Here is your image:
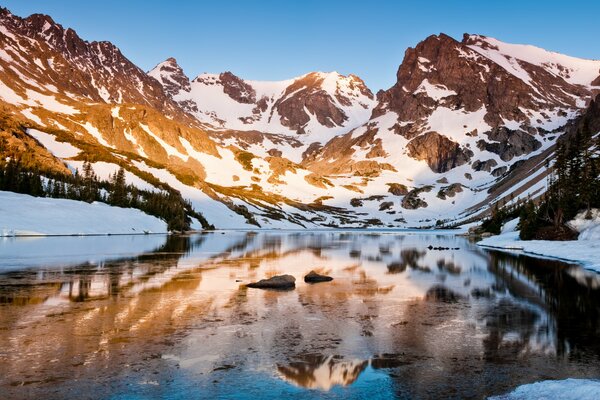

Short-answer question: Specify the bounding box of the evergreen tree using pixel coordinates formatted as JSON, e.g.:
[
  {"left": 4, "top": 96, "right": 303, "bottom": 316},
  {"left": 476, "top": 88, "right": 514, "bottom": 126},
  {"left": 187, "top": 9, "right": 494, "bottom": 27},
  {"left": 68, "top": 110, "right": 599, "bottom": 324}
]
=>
[{"left": 110, "top": 167, "right": 127, "bottom": 207}]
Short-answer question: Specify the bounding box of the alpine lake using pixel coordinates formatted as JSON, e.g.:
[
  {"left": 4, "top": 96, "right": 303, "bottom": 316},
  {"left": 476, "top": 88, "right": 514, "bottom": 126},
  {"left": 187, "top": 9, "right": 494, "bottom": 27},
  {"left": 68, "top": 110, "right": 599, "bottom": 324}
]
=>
[{"left": 1, "top": 230, "right": 599, "bottom": 399}]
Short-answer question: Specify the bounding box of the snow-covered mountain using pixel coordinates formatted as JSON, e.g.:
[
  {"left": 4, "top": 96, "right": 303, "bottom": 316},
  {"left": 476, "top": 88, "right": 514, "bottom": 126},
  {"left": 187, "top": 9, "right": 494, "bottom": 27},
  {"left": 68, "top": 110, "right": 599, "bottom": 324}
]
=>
[
  {"left": 2, "top": 6, "right": 600, "bottom": 229},
  {"left": 148, "top": 59, "right": 375, "bottom": 139}
]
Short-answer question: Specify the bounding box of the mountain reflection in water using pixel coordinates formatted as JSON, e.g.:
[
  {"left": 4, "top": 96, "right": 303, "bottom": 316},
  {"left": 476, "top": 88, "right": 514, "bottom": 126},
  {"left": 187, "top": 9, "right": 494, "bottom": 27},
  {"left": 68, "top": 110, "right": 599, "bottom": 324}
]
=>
[
  {"left": 278, "top": 355, "right": 368, "bottom": 390},
  {"left": 0, "top": 231, "right": 600, "bottom": 399}
]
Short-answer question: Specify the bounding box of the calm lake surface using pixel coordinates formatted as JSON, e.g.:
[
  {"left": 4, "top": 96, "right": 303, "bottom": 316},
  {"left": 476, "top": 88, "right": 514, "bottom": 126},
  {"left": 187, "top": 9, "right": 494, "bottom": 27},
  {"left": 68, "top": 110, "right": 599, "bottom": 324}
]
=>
[{"left": 1, "top": 231, "right": 600, "bottom": 399}]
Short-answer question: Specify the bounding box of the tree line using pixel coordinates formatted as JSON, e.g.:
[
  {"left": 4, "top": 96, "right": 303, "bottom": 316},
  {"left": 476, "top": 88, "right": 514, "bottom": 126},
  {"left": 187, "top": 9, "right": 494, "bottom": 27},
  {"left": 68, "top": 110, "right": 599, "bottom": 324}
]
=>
[
  {"left": 518, "top": 123, "right": 599, "bottom": 240},
  {"left": 478, "top": 123, "right": 599, "bottom": 240},
  {"left": 0, "top": 157, "right": 213, "bottom": 231}
]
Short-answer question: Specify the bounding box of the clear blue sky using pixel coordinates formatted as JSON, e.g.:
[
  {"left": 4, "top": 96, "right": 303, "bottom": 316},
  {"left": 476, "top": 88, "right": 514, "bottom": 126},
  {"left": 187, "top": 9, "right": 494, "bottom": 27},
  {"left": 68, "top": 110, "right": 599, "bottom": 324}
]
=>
[{"left": 3, "top": 0, "right": 599, "bottom": 91}]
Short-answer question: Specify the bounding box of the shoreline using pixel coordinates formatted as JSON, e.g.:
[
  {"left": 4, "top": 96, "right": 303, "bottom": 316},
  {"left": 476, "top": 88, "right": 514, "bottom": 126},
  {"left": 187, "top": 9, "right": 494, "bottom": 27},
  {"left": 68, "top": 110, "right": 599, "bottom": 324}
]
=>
[{"left": 477, "top": 231, "right": 600, "bottom": 274}]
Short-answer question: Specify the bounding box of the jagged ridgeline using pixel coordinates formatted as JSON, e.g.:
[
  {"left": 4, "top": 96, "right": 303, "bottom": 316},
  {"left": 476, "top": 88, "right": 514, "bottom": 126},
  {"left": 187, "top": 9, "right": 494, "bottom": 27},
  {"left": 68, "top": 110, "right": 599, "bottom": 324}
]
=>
[{"left": 1, "top": 6, "right": 600, "bottom": 229}]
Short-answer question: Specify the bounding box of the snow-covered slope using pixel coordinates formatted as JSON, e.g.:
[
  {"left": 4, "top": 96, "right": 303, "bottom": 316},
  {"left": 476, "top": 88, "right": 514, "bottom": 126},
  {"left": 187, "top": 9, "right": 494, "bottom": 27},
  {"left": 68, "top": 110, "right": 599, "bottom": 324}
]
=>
[
  {"left": 3, "top": 4, "right": 600, "bottom": 229},
  {"left": 0, "top": 190, "right": 167, "bottom": 236},
  {"left": 149, "top": 59, "right": 376, "bottom": 143}
]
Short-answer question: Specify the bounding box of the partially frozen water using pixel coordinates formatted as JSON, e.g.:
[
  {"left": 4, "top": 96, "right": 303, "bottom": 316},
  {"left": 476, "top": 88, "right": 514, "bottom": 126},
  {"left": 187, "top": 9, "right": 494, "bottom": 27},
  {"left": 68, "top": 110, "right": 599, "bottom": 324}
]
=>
[{"left": 1, "top": 231, "right": 600, "bottom": 399}]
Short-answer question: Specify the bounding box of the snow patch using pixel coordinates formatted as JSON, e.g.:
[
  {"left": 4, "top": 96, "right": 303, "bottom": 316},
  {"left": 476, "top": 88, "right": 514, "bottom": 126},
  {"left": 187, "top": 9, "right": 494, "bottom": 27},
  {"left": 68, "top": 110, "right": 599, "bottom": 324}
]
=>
[
  {"left": 27, "top": 128, "right": 80, "bottom": 158},
  {"left": 0, "top": 191, "right": 167, "bottom": 236},
  {"left": 489, "top": 378, "right": 600, "bottom": 400}
]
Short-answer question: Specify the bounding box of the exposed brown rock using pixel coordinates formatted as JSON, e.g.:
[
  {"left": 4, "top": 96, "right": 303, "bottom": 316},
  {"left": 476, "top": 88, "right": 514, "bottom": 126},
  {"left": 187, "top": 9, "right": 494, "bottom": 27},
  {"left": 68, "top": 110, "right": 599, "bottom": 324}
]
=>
[
  {"left": 386, "top": 183, "right": 409, "bottom": 196},
  {"left": 149, "top": 58, "right": 191, "bottom": 97},
  {"left": 407, "top": 132, "right": 473, "bottom": 172},
  {"left": 374, "top": 33, "right": 591, "bottom": 133},
  {"left": 273, "top": 73, "right": 348, "bottom": 132},
  {"left": 471, "top": 159, "right": 498, "bottom": 172},
  {"left": 0, "top": 10, "right": 188, "bottom": 120},
  {"left": 267, "top": 148, "right": 283, "bottom": 157},
  {"left": 437, "top": 183, "right": 464, "bottom": 200},
  {"left": 401, "top": 186, "right": 432, "bottom": 210},
  {"left": 219, "top": 71, "right": 256, "bottom": 104},
  {"left": 247, "top": 275, "right": 296, "bottom": 289},
  {"left": 304, "top": 271, "right": 333, "bottom": 283}
]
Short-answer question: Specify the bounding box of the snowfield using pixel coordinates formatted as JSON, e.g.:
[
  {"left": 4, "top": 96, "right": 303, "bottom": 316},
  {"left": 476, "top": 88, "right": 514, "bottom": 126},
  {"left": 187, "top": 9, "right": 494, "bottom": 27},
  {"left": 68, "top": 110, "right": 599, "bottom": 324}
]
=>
[
  {"left": 478, "top": 213, "right": 600, "bottom": 273},
  {"left": 0, "top": 191, "right": 167, "bottom": 236},
  {"left": 489, "top": 379, "right": 600, "bottom": 400}
]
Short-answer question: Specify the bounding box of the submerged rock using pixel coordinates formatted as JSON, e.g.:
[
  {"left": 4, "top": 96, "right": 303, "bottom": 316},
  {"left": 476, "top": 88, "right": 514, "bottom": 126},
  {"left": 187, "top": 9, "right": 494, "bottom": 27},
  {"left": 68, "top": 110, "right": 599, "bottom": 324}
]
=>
[
  {"left": 304, "top": 270, "right": 333, "bottom": 283},
  {"left": 247, "top": 274, "right": 296, "bottom": 289},
  {"left": 425, "top": 285, "right": 464, "bottom": 303}
]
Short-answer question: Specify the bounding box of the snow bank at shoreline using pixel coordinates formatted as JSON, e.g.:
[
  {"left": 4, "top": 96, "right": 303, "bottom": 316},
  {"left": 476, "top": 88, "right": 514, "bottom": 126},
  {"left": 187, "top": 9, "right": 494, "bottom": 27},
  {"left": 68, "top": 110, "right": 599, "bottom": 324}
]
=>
[
  {"left": 0, "top": 191, "right": 167, "bottom": 236},
  {"left": 478, "top": 216, "right": 600, "bottom": 273},
  {"left": 489, "top": 378, "right": 600, "bottom": 399}
]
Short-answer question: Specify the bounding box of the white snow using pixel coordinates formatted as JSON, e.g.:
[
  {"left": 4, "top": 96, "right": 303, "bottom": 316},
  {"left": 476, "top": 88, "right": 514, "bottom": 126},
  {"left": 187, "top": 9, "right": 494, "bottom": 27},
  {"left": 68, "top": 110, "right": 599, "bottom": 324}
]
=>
[
  {"left": 0, "top": 191, "right": 167, "bottom": 236},
  {"left": 81, "top": 121, "right": 113, "bottom": 148},
  {"left": 149, "top": 66, "right": 376, "bottom": 145},
  {"left": 467, "top": 34, "right": 600, "bottom": 87},
  {"left": 567, "top": 209, "right": 600, "bottom": 240},
  {"left": 478, "top": 217, "right": 600, "bottom": 273},
  {"left": 489, "top": 379, "right": 600, "bottom": 400},
  {"left": 24, "top": 89, "right": 79, "bottom": 114},
  {"left": 124, "top": 128, "right": 148, "bottom": 158},
  {"left": 414, "top": 79, "right": 457, "bottom": 101},
  {"left": 27, "top": 128, "right": 80, "bottom": 158},
  {"left": 20, "top": 108, "right": 45, "bottom": 126},
  {"left": 0, "top": 79, "right": 27, "bottom": 103}
]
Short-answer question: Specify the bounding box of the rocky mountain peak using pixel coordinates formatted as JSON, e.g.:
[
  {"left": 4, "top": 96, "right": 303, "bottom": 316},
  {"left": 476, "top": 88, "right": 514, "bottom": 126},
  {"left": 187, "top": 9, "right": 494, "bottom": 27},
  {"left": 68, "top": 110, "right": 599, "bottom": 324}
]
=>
[
  {"left": 148, "top": 57, "right": 191, "bottom": 96},
  {"left": 269, "top": 71, "right": 375, "bottom": 133},
  {"left": 0, "top": 9, "right": 187, "bottom": 119},
  {"left": 375, "top": 32, "right": 595, "bottom": 137},
  {"left": 218, "top": 71, "right": 257, "bottom": 104}
]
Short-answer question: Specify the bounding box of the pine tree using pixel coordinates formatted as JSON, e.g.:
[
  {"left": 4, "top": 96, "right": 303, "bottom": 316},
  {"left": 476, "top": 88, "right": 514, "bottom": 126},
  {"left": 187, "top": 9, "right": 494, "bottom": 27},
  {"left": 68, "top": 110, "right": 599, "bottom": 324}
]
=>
[{"left": 110, "top": 167, "right": 127, "bottom": 207}]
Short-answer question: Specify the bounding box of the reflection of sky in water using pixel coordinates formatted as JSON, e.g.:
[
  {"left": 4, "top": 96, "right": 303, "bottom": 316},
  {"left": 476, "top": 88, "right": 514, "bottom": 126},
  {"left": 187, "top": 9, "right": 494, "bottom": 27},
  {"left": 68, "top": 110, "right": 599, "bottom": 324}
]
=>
[
  {"left": 0, "top": 234, "right": 168, "bottom": 271},
  {"left": 1, "top": 231, "right": 600, "bottom": 399}
]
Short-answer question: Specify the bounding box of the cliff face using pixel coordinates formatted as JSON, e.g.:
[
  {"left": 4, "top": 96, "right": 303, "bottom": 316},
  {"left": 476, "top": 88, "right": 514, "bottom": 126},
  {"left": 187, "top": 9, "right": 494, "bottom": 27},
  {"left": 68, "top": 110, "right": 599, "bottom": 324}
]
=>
[
  {"left": 375, "top": 34, "right": 593, "bottom": 131},
  {"left": 0, "top": 9, "right": 187, "bottom": 119}
]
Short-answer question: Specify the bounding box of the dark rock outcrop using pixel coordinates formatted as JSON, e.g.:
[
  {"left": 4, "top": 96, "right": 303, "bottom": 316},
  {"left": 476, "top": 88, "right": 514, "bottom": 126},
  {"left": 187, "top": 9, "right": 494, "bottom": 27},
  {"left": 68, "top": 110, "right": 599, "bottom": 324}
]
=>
[
  {"left": 472, "top": 159, "right": 498, "bottom": 172},
  {"left": 401, "top": 186, "right": 432, "bottom": 210},
  {"left": 379, "top": 201, "right": 394, "bottom": 211},
  {"left": 220, "top": 71, "right": 257, "bottom": 104},
  {"left": 437, "top": 183, "right": 463, "bottom": 200},
  {"left": 304, "top": 271, "right": 333, "bottom": 283},
  {"left": 491, "top": 166, "right": 508, "bottom": 177},
  {"left": 387, "top": 183, "right": 409, "bottom": 196},
  {"left": 407, "top": 132, "right": 473, "bottom": 172},
  {"left": 247, "top": 274, "right": 296, "bottom": 289},
  {"left": 477, "top": 127, "right": 541, "bottom": 161}
]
